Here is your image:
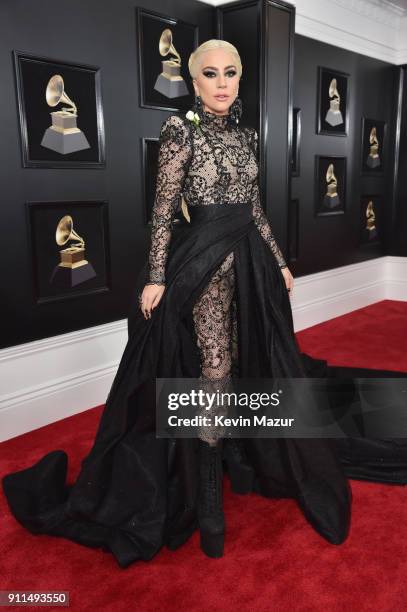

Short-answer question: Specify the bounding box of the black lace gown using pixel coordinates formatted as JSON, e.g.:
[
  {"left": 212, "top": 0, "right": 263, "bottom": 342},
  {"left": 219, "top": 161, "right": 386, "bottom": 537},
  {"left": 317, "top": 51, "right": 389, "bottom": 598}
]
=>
[{"left": 2, "top": 108, "right": 352, "bottom": 568}]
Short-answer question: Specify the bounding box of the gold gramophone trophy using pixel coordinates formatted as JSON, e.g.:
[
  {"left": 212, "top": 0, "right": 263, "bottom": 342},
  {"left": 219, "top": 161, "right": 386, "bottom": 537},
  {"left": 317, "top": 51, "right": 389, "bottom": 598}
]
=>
[
  {"left": 365, "top": 201, "right": 378, "bottom": 240},
  {"left": 49, "top": 215, "right": 96, "bottom": 287},
  {"left": 154, "top": 29, "right": 189, "bottom": 98},
  {"left": 41, "top": 74, "right": 90, "bottom": 154},
  {"left": 325, "top": 78, "right": 344, "bottom": 127},
  {"left": 366, "top": 127, "right": 381, "bottom": 169},
  {"left": 323, "top": 163, "right": 340, "bottom": 209}
]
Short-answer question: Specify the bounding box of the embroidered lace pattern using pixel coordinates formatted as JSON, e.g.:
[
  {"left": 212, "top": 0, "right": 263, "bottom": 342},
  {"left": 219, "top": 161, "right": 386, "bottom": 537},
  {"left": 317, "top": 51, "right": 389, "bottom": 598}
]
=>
[{"left": 147, "top": 108, "right": 287, "bottom": 442}]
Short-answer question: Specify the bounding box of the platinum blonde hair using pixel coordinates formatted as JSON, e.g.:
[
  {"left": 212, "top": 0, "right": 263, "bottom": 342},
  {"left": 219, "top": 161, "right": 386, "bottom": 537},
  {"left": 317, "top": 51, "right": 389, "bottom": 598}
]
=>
[{"left": 188, "top": 39, "right": 242, "bottom": 80}]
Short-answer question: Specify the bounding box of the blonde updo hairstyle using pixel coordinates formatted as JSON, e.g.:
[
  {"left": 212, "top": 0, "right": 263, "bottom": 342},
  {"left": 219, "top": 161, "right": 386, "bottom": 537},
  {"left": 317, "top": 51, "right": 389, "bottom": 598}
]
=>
[{"left": 188, "top": 39, "right": 242, "bottom": 80}]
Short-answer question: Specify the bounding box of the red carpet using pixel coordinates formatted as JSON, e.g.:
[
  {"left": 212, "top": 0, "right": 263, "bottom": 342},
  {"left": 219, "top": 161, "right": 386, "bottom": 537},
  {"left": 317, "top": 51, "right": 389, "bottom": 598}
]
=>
[
  {"left": 1, "top": 299, "right": 407, "bottom": 611},
  {"left": 296, "top": 299, "right": 407, "bottom": 372}
]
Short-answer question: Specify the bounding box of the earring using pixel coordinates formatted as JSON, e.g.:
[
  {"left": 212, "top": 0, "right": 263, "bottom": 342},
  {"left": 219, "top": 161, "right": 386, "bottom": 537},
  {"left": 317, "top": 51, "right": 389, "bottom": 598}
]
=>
[
  {"left": 228, "top": 95, "right": 242, "bottom": 127},
  {"left": 193, "top": 94, "right": 203, "bottom": 116}
]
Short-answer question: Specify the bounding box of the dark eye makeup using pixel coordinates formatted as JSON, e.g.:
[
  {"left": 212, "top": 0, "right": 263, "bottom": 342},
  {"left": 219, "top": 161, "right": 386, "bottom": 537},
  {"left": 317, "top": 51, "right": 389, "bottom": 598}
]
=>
[{"left": 203, "top": 70, "right": 237, "bottom": 78}]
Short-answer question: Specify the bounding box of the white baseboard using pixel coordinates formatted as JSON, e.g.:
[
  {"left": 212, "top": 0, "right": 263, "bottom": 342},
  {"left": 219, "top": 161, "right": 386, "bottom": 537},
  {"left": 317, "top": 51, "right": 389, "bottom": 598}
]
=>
[
  {"left": 291, "top": 256, "right": 407, "bottom": 330},
  {"left": 0, "top": 320, "right": 128, "bottom": 443},
  {"left": 1, "top": 256, "right": 406, "bottom": 442}
]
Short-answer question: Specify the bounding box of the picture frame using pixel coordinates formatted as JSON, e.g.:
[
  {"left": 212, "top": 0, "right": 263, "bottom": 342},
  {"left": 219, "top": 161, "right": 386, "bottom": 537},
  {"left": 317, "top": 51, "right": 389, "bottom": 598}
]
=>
[
  {"left": 317, "top": 66, "right": 349, "bottom": 136},
  {"left": 136, "top": 8, "right": 198, "bottom": 112},
  {"left": 26, "top": 200, "right": 111, "bottom": 304},
  {"left": 13, "top": 51, "right": 106, "bottom": 169},
  {"left": 291, "top": 108, "right": 301, "bottom": 176},
  {"left": 142, "top": 137, "right": 161, "bottom": 226},
  {"left": 288, "top": 198, "right": 299, "bottom": 261},
  {"left": 141, "top": 132, "right": 185, "bottom": 227},
  {"left": 315, "top": 155, "right": 346, "bottom": 216},
  {"left": 359, "top": 195, "right": 382, "bottom": 246},
  {"left": 361, "top": 118, "right": 386, "bottom": 175}
]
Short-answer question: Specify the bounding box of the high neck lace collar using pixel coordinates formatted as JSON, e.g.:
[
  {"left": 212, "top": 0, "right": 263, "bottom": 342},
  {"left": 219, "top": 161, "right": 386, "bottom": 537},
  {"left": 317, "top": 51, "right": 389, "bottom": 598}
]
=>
[{"left": 199, "top": 108, "right": 230, "bottom": 129}]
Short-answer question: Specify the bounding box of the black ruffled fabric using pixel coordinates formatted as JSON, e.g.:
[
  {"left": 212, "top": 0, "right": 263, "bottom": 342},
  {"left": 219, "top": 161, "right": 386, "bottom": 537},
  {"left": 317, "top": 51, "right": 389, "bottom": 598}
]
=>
[{"left": 2, "top": 202, "right": 352, "bottom": 568}]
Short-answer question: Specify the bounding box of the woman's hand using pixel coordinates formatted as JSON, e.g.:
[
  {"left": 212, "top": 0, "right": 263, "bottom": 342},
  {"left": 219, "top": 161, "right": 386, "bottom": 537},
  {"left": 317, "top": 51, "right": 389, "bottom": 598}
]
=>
[
  {"left": 281, "top": 267, "right": 294, "bottom": 295},
  {"left": 139, "top": 284, "right": 165, "bottom": 319}
]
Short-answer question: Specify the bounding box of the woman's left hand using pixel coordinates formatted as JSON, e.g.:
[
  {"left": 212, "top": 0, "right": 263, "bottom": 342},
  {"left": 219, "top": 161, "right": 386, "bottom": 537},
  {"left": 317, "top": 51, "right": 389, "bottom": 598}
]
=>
[{"left": 281, "top": 266, "right": 294, "bottom": 295}]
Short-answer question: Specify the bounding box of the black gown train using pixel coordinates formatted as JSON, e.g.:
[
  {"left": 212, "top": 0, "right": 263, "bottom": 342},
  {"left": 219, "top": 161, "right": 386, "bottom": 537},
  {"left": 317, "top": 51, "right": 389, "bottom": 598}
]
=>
[{"left": 2, "top": 109, "right": 352, "bottom": 568}]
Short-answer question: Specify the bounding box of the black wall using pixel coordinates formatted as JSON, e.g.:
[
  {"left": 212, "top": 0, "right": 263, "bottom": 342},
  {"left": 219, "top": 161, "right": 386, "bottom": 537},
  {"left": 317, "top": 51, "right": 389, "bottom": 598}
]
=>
[
  {"left": 0, "top": 0, "right": 213, "bottom": 349},
  {"left": 1, "top": 1, "right": 404, "bottom": 350},
  {"left": 291, "top": 34, "right": 399, "bottom": 276}
]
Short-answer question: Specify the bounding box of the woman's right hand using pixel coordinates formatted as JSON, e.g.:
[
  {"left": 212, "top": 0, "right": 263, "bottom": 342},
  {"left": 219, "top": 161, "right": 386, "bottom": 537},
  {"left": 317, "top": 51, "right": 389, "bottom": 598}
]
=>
[{"left": 139, "top": 284, "right": 165, "bottom": 319}]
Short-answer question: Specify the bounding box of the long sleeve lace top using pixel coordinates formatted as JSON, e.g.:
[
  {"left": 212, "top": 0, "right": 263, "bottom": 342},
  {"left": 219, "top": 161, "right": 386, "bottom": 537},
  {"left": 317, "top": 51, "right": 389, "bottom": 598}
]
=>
[{"left": 147, "top": 109, "right": 287, "bottom": 285}]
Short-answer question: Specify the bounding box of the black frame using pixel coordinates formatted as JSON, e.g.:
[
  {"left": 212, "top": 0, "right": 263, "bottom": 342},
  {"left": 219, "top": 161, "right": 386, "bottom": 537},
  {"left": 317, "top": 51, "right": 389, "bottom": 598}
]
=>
[
  {"left": 136, "top": 7, "right": 198, "bottom": 112},
  {"left": 141, "top": 136, "right": 160, "bottom": 226},
  {"left": 26, "top": 200, "right": 111, "bottom": 304},
  {"left": 141, "top": 132, "right": 185, "bottom": 227},
  {"left": 288, "top": 198, "right": 299, "bottom": 262},
  {"left": 359, "top": 194, "right": 382, "bottom": 247},
  {"left": 315, "top": 155, "right": 346, "bottom": 216},
  {"left": 361, "top": 117, "right": 387, "bottom": 175},
  {"left": 13, "top": 50, "right": 106, "bottom": 169},
  {"left": 291, "top": 107, "right": 301, "bottom": 176},
  {"left": 317, "top": 66, "right": 350, "bottom": 137}
]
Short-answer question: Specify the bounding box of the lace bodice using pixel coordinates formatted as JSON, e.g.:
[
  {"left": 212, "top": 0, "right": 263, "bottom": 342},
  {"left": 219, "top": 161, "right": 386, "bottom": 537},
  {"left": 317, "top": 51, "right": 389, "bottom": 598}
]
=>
[{"left": 147, "top": 108, "right": 287, "bottom": 284}]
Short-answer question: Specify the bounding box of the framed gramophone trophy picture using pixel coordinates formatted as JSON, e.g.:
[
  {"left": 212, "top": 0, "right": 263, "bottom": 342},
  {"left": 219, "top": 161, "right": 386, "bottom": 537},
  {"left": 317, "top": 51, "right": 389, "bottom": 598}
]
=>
[
  {"left": 136, "top": 8, "right": 198, "bottom": 111},
  {"left": 317, "top": 67, "right": 349, "bottom": 136},
  {"left": 27, "top": 200, "right": 111, "bottom": 304},
  {"left": 141, "top": 137, "right": 160, "bottom": 226},
  {"left": 359, "top": 195, "right": 382, "bottom": 246},
  {"left": 13, "top": 51, "right": 105, "bottom": 168},
  {"left": 291, "top": 108, "right": 301, "bottom": 176},
  {"left": 361, "top": 118, "right": 386, "bottom": 175},
  {"left": 288, "top": 198, "right": 300, "bottom": 262},
  {"left": 315, "top": 155, "right": 346, "bottom": 216},
  {"left": 141, "top": 137, "right": 185, "bottom": 227}
]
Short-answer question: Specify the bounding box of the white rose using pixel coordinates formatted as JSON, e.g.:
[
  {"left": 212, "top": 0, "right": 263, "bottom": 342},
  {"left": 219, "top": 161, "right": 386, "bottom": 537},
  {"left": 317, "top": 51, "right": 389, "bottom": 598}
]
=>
[{"left": 186, "top": 110, "right": 195, "bottom": 120}]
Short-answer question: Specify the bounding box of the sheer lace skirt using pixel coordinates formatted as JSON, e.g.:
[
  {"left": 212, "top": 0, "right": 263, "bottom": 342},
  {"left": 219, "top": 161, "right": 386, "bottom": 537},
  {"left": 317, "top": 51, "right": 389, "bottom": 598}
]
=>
[{"left": 192, "top": 251, "right": 238, "bottom": 445}]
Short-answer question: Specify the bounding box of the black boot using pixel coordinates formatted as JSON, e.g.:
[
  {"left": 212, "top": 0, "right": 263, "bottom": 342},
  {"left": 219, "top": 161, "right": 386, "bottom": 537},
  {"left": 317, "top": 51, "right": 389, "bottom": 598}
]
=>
[
  {"left": 197, "top": 438, "right": 225, "bottom": 558},
  {"left": 223, "top": 437, "right": 255, "bottom": 494}
]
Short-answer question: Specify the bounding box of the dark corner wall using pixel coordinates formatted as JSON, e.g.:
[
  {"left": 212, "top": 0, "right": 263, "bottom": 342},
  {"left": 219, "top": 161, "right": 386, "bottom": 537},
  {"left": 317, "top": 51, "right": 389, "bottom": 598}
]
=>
[
  {"left": 393, "top": 66, "right": 407, "bottom": 256},
  {"left": 0, "top": 0, "right": 213, "bottom": 349},
  {"left": 292, "top": 34, "right": 401, "bottom": 276},
  {"left": 217, "top": 1, "right": 404, "bottom": 281}
]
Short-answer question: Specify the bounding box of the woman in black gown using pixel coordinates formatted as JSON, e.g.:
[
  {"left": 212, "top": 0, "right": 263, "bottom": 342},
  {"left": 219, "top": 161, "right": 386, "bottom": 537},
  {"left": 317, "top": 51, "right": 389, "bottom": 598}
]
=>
[{"left": 2, "top": 39, "right": 352, "bottom": 567}]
